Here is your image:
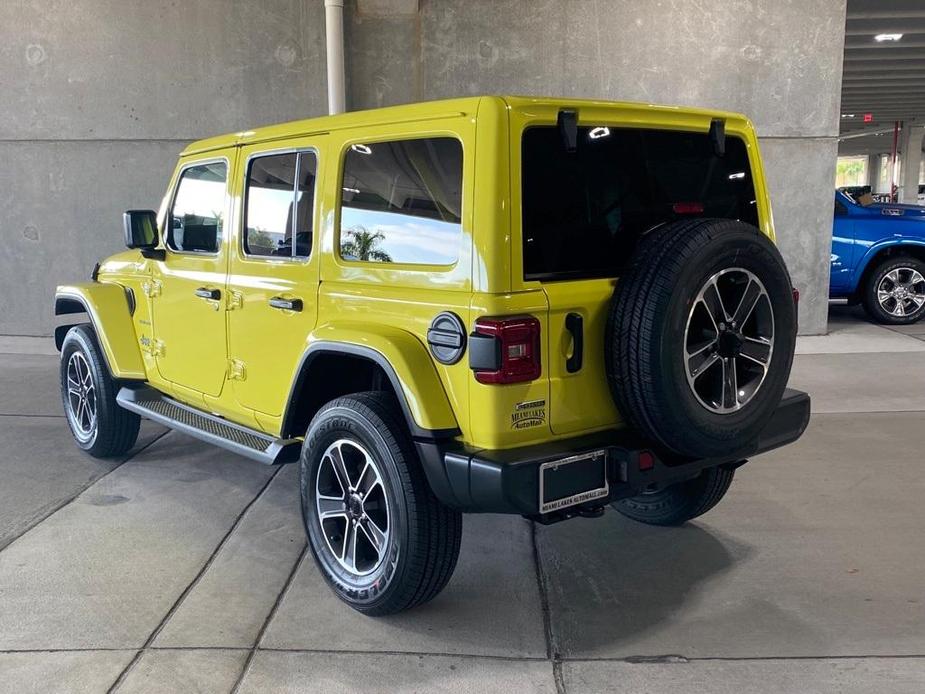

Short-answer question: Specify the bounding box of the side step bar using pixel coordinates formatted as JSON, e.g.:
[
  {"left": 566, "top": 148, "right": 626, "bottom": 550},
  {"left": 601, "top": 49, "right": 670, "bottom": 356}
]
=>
[{"left": 116, "top": 385, "right": 301, "bottom": 465}]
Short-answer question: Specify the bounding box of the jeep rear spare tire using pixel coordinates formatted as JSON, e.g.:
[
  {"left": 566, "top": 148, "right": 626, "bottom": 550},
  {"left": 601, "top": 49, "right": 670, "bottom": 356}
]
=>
[{"left": 606, "top": 218, "right": 796, "bottom": 458}]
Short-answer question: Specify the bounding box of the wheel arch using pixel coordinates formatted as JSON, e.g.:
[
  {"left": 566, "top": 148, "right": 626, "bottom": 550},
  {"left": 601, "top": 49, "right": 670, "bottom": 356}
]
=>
[
  {"left": 280, "top": 333, "right": 460, "bottom": 442},
  {"left": 54, "top": 283, "right": 145, "bottom": 380},
  {"left": 853, "top": 240, "right": 925, "bottom": 297}
]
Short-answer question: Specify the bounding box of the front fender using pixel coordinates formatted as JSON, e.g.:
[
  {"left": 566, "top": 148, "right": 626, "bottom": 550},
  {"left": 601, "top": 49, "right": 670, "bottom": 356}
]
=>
[
  {"left": 55, "top": 282, "right": 146, "bottom": 380},
  {"left": 289, "top": 322, "right": 460, "bottom": 438}
]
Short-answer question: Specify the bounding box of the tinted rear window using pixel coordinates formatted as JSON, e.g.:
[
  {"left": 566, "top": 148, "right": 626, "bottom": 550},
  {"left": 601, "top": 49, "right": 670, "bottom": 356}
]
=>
[{"left": 521, "top": 126, "right": 758, "bottom": 281}]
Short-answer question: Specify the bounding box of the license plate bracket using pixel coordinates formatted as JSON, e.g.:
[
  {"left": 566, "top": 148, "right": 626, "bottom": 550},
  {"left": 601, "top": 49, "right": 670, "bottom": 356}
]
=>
[{"left": 538, "top": 450, "right": 609, "bottom": 514}]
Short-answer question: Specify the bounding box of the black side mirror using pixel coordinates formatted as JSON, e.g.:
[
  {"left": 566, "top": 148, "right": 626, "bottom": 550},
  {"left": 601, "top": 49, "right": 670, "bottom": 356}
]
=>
[{"left": 123, "top": 210, "right": 164, "bottom": 259}]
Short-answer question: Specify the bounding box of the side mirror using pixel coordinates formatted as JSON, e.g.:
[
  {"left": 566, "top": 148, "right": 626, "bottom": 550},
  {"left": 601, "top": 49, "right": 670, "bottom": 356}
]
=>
[{"left": 123, "top": 210, "right": 164, "bottom": 259}]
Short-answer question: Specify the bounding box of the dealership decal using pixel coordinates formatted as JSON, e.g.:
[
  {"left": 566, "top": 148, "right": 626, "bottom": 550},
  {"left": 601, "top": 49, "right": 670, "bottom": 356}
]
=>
[{"left": 512, "top": 399, "right": 546, "bottom": 429}]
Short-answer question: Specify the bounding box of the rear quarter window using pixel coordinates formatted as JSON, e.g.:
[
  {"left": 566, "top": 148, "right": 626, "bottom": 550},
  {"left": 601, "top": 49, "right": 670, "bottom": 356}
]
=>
[
  {"left": 339, "top": 137, "right": 463, "bottom": 266},
  {"left": 521, "top": 126, "right": 759, "bottom": 281}
]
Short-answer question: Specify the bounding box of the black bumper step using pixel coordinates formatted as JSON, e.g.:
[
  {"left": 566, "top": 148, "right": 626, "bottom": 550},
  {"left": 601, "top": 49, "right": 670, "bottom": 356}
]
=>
[
  {"left": 417, "top": 388, "right": 811, "bottom": 518},
  {"left": 116, "top": 385, "right": 301, "bottom": 465}
]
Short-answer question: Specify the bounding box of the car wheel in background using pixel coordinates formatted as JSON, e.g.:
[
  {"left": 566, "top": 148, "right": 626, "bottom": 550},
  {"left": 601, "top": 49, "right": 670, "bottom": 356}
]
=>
[
  {"left": 862, "top": 256, "right": 925, "bottom": 325},
  {"left": 612, "top": 466, "right": 735, "bottom": 526}
]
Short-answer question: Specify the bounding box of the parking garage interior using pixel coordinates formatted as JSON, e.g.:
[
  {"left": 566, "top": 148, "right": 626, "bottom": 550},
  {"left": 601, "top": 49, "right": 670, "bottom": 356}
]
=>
[{"left": 2, "top": 2, "right": 925, "bottom": 693}]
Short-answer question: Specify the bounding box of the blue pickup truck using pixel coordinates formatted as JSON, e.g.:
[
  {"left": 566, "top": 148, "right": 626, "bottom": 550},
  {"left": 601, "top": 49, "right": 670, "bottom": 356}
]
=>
[{"left": 831, "top": 189, "right": 925, "bottom": 324}]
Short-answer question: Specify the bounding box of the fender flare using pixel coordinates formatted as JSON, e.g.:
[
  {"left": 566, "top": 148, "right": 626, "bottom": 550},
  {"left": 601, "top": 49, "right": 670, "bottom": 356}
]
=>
[
  {"left": 54, "top": 283, "right": 146, "bottom": 380},
  {"left": 281, "top": 325, "right": 460, "bottom": 441},
  {"left": 852, "top": 239, "right": 925, "bottom": 290}
]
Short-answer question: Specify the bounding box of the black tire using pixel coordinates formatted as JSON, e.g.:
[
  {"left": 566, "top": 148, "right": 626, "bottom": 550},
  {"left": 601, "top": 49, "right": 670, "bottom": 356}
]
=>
[
  {"left": 606, "top": 219, "right": 796, "bottom": 458},
  {"left": 299, "top": 391, "right": 462, "bottom": 615},
  {"left": 613, "top": 466, "right": 735, "bottom": 526},
  {"left": 59, "top": 324, "right": 141, "bottom": 458},
  {"left": 861, "top": 255, "right": 925, "bottom": 325}
]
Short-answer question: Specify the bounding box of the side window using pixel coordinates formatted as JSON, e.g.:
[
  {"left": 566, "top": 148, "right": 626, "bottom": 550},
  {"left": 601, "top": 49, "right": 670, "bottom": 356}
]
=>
[
  {"left": 168, "top": 161, "right": 227, "bottom": 253},
  {"left": 339, "top": 137, "right": 462, "bottom": 265},
  {"left": 244, "top": 152, "right": 317, "bottom": 259}
]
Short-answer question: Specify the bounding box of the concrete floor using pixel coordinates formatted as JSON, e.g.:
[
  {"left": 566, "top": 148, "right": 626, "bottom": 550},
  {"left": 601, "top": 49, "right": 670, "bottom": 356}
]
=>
[{"left": 1, "top": 311, "right": 924, "bottom": 693}]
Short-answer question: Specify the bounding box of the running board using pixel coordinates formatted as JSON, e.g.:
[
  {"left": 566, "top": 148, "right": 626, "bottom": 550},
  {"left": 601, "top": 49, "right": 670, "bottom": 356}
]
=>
[{"left": 116, "top": 385, "right": 301, "bottom": 465}]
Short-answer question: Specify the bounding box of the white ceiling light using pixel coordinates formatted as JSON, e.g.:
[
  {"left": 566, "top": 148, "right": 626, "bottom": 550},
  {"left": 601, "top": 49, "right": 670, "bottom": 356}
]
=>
[{"left": 874, "top": 33, "right": 903, "bottom": 42}]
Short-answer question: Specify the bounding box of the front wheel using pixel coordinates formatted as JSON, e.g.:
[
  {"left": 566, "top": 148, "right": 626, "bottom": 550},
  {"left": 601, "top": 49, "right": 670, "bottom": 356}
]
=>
[
  {"left": 862, "top": 256, "right": 925, "bottom": 325},
  {"left": 59, "top": 324, "right": 140, "bottom": 458},
  {"left": 300, "top": 392, "right": 462, "bottom": 615},
  {"left": 612, "top": 467, "right": 735, "bottom": 526}
]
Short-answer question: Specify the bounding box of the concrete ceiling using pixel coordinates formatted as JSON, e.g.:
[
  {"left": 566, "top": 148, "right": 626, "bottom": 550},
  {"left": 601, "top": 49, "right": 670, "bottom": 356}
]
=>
[{"left": 840, "top": 0, "right": 925, "bottom": 138}]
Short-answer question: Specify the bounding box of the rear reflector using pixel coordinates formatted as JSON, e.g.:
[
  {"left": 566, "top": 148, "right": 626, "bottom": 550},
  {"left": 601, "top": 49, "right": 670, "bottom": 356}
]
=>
[
  {"left": 638, "top": 450, "right": 655, "bottom": 471},
  {"left": 472, "top": 316, "right": 541, "bottom": 384},
  {"left": 672, "top": 202, "right": 705, "bottom": 214}
]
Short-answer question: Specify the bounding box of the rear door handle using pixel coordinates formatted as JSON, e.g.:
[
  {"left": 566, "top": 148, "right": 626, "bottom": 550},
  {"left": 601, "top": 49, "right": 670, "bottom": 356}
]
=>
[
  {"left": 194, "top": 287, "right": 221, "bottom": 300},
  {"left": 565, "top": 312, "right": 583, "bottom": 373},
  {"left": 269, "top": 296, "right": 303, "bottom": 312}
]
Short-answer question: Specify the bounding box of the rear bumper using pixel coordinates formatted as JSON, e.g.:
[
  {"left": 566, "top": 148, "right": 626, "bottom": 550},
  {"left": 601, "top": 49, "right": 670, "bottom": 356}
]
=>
[{"left": 416, "top": 388, "right": 811, "bottom": 520}]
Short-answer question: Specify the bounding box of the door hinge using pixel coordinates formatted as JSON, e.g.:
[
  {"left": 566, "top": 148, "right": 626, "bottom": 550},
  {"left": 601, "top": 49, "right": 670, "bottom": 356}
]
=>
[
  {"left": 141, "top": 279, "right": 162, "bottom": 298},
  {"left": 140, "top": 336, "right": 165, "bottom": 357},
  {"left": 227, "top": 289, "right": 244, "bottom": 311},
  {"left": 228, "top": 359, "right": 246, "bottom": 381}
]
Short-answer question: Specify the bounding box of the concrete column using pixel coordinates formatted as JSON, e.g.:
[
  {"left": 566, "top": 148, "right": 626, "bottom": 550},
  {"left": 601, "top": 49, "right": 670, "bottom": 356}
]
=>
[
  {"left": 899, "top": 126, "right": 925, "bottom": 204},
  {"left": 874, "top": 154, "right": 889, "bottom": 194}
]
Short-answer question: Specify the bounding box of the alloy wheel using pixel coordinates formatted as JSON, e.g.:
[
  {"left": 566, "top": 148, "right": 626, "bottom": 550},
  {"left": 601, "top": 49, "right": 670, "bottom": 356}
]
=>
[
  {"left": 65, "top": 351, "right": 97, "bottom": 441},
  {"left": 683, "top": 268, "right": 775, "bottom": 414},
  {"left": 315, "top": 438, "right": 390, "bottom": 576},
  {"left": 877, "top": 267, "right": 925, "bottom": 318}
]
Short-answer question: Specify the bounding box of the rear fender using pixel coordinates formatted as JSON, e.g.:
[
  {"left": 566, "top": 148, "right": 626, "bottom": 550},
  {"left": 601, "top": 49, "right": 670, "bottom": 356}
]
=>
[
  {"left": 54, "top": 282, "right": 145, "bottom": 380},
  {"left": 283, "top": 322, "right": 460, "bottom": 439}
]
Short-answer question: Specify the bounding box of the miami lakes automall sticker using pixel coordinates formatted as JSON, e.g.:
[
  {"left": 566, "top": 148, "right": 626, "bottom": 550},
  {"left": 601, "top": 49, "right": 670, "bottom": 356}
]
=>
[{"left": 512, "top": 399, "right": 546, "bottom": 429}]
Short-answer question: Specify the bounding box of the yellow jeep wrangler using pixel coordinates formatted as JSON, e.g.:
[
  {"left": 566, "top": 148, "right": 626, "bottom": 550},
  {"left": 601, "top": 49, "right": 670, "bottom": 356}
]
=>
[{"left": 55, "top": 96, "right": 810, "bottom": 614}]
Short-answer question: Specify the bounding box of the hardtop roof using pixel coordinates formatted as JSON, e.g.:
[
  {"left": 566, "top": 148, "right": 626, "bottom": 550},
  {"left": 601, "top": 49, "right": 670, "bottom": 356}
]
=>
[{"left": 180, "top": 95, "right": 751, "bottom": 156}]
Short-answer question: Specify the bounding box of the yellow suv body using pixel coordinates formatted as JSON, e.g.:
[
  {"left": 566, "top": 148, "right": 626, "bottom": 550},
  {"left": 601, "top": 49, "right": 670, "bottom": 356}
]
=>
[{"left": 55, "top": 96, "right": 809, "bottom": 614}]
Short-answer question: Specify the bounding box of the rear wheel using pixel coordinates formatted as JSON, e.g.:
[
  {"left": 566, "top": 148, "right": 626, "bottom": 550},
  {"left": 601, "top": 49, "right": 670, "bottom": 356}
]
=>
[
  {"left": 613, "top": 467, "right": 735, "bottom": 526},
  {"left": 59, "top": 324, "right": 140, "bottom": 458},
  {"left": 300, "top": 392, "right": 462, "bottom": 615},
  {"left": 606, "top": 219, "right": 796, "bottom": 458},
  {"left": 862, "top": 256, "right": 925, "bottom": 325}
]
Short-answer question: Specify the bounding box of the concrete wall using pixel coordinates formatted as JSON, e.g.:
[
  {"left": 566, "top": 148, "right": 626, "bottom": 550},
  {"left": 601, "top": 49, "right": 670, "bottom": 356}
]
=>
[
  {"left": 0, "top": 0, "right": 328, "bottom": 336},
  {"left": 2, "top": 0, "right": 846, "bottom": 335}
]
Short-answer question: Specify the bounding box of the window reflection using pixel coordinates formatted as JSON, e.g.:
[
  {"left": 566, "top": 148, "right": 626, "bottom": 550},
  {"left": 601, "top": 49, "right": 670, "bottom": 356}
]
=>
[
  {"left": 169, "top": 162, "right": 227, "bottom": 253},
  {"left": 339, "top": 137, "right": 463, "bottom": 265}
]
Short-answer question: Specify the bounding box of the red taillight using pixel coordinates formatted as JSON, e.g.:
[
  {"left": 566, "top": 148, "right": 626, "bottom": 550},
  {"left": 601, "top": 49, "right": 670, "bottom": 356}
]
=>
[
  {"left": 638, "top": 450, "right": 655, "bottom": 471},
  {"left": 792, "top": 287, "right": 800, "bottom": 306},
  {"left": 672, "top": 201, "right": 705, "bottom": 214},
  {"left": 472, "top": 315, "right": 541, "bottom": 384}
]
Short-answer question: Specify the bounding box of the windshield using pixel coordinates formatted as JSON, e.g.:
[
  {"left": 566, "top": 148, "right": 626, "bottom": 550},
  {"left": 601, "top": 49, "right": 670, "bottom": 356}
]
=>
[{"left": 521, "top": 126, "right": 759, "bottom": 280}]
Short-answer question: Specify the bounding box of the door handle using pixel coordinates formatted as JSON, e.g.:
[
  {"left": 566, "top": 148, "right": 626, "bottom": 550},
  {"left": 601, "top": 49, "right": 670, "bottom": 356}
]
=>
[
  {"left": 194, "top": 287, "right": 221, "bottom": 300},
  {"left": 565, "top": 312, "right": 583, "bottom": 373},
  {"left": 269, "top": 296, "right": 303, "bottom": 312}
]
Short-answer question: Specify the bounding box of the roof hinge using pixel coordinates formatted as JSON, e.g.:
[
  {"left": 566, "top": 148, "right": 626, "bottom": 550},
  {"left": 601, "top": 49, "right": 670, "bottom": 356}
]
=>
[{"left": 710, "top": 118, "right": 726, "bottom": 157}]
